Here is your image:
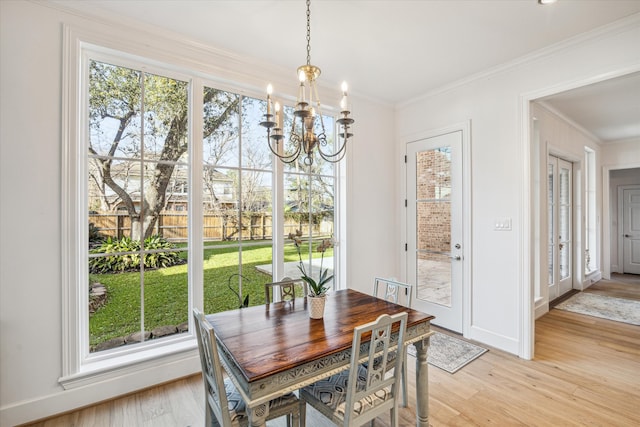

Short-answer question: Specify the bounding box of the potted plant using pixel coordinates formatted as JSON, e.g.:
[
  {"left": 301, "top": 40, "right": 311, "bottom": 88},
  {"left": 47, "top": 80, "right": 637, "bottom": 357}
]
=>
[{"left": 289, "top": 230, "right": 333, "bottom": 319}]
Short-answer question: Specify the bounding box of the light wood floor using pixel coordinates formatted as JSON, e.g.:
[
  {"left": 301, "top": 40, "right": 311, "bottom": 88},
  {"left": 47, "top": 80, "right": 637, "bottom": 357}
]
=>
[{"left": 24, "top": 275, "right": 640, "bottom": 427}]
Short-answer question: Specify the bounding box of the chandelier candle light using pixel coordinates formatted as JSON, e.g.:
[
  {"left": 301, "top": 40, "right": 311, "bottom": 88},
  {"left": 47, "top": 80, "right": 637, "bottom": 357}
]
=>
[{"left": 260, "top": 0, "right": 354, "bottom": 166}]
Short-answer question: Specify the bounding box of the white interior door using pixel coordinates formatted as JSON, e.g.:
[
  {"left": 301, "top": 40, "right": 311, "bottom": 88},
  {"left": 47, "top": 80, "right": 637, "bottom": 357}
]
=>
[
  {"left": 622, "top": 188, "right": 640, "bottom": 274},
  {"left": 407, "top": 131, "right": 463, "bottom": 332},
  {"left": 548, "top": 156, "right": 573, "bottom": 300}
]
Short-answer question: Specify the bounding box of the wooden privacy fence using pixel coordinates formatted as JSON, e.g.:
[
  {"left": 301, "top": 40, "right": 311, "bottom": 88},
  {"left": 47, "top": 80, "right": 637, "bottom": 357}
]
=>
[{"left": 89, "top": 212, "right": 333, "bottom": 242}]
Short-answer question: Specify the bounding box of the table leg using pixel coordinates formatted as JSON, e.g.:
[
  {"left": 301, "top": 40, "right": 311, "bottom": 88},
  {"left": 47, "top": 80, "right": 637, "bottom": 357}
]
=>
[
  {"left": 248, "top": 403, "right": 269, "bottom": 427},
  {"left": 414, "top": 337, "right": 430, "bottom": 427}
]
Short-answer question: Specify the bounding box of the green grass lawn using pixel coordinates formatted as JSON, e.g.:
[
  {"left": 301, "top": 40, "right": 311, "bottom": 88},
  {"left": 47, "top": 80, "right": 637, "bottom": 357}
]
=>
[{"left": 89, "top": 242, "right": 332, "bottom": 348}]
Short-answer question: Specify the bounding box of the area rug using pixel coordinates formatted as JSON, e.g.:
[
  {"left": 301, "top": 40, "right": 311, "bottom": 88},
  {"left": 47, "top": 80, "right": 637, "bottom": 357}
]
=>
[
  {"left": 407, "top": 332, "right": 488, "bottom": 374},
  {"left": 554, "top": 292, "right": 640, "bottom": 326}
]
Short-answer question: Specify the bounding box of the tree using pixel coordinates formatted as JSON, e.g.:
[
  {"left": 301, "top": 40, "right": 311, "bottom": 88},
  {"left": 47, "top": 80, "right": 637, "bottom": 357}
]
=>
[{"left": 89, "top": 60, "right": 239, "bottom": 240}]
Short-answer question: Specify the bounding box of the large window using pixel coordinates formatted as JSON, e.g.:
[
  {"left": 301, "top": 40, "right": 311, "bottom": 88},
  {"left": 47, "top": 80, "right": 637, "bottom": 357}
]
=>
[{"left": 63, "top": 39, "right": 340, "bottom": 383}]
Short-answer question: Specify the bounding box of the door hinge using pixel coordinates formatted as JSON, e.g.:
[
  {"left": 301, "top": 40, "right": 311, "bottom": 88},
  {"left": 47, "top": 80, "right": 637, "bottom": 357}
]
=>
[
  {"left": 404, "top": 155, "right": 407, "bottom": 163},
  {"left": 404, "top": 199, "right": 407, "bottom": 207},
  {"left": 405, "top": 243, "right": 408, "bottom": 251}
]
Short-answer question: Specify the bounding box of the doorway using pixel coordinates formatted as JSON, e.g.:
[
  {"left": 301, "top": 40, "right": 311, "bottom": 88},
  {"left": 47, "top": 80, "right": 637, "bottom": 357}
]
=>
[
  {"left": 407, "top": 130, "right": 464, "bottom": 332},
  {"left": 620, "top": 186, "right": 640, "bottom": 274}
]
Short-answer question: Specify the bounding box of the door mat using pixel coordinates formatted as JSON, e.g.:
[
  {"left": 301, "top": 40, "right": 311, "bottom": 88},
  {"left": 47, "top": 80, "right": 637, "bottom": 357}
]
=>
[
  {"left": 407, "top": 331, "right": 488, "bottom": 374},
  {"left": 554, "top": 292, "right": 640, "bottom": 326}
]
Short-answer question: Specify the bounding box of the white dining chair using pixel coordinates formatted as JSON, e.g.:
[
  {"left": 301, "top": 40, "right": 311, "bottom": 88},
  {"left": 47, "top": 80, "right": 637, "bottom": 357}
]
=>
[
  {"left": 265, "top": 277, "right": 308, "bottom": 304},
  {"left": 373, "top": 277, "right": 413, "bottom": 307},
  {"left": 372, "top": 277, "right": 413, "bottom": 408},
  {"left": 300, "top": 312, "right": 408, "bottom": 427},
  {"left": 193, "top": 308, "right": 304, "bottom": 426}
]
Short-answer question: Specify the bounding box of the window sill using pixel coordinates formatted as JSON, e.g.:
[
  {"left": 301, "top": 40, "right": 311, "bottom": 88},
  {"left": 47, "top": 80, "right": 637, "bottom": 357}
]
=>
[{"left": 59, "top": 338, "right": 197, "bottom": 390}]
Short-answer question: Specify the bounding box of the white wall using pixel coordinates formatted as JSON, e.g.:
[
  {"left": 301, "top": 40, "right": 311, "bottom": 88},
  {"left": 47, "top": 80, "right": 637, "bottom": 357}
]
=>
[
  {"left": 395, "top": 16, "right": 640, "bottom": 355},
  {"left": 602, "top": 138, "right": 640, "bottom": 167},
  {"left": 0, "top": 1, "right": 395, "bottom": 425}
]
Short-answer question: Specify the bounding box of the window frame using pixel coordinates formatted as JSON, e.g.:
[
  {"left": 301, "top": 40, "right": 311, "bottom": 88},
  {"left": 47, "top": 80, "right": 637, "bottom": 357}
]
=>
[{"left": 61, "top": 24, "right": 344, "bottom": 388}]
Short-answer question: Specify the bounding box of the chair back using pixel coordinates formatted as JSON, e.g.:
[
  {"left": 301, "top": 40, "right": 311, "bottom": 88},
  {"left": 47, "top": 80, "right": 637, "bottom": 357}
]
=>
[
  {"left": 373, "top": 277, "right": 413, "bottom": 307},
  {"left": 193, "top": 308, "right": 234, "bottom": 426},
  {"left": 265, "top": 277, "right": 308, "bottom": 304},
  {"left": 344, "top": 312, "right": 408, "bottom": 426}
]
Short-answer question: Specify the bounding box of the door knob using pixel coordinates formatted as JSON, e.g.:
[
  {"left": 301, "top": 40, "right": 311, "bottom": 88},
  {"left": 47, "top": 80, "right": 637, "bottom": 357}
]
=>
[
  {"left": 625, "top": 234, "right": 631, "bottom": 238},
  {"left": 449, "top": 255, "right": 462, "bottom": 260}
]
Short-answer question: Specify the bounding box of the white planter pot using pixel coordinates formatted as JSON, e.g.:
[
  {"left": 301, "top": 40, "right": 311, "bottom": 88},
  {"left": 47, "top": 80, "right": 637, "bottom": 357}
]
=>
[{"left": 308, "top": 295, "right": 326, "bottom": 319}]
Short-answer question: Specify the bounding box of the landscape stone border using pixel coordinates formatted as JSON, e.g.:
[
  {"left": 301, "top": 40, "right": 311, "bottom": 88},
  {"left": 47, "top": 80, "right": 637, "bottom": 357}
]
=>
[{"left": 89, "top": 282, "right": 189, "bottom": 352}]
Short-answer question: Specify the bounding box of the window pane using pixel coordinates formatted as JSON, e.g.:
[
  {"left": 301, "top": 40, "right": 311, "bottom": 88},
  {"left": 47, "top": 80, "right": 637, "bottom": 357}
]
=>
[
  {"left": 310, "top": 176, "right": 334, "bottom": 241},
  {"left": 416, "top": 147, "right": 451, "bottom": 200},
  {"left": 89, "top": 61, "right": 142, "bottom": 159},
  {"left": 241, "top": 96, "right": 272, "bottom": 170},
  {"left": 417, "top": 201, "right": 451, "bottom": 252},
  {"left": 143, "top": 74, "right": 188, "bottom": 161},
  {"left": 88, "top": 263, "right": 141, "bottom": 353},
  {"left": 203, "top": 87, "right": 240, "bottom": 168},
  {"left": 285, "top": 172, "right": 312, "bottom": 237},
  {"left": 240, "top": 170, "right": 272, "bottom": 233},
  {"left": 203, "top": 166, "right": 238, "bottom": 241},
  {"left": 203, "top": 243, "right": 241, "bottom": 312},
  {"left": 241, "top": 242, "right": 273, "bottom": 306},
  {"left": 143, "top": 252, "right": 188, "bottom": 339},
  {"left": 416, "top": 252, "right": 452, "bottom": 307}
]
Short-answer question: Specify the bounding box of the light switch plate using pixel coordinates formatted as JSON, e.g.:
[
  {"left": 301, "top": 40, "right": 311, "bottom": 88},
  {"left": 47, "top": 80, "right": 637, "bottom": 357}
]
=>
[{"left": 494, "top": 217, "right": 512, "bottom": 231}]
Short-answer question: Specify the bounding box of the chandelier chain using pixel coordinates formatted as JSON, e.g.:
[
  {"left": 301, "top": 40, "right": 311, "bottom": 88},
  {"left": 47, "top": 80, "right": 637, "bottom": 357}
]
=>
[
  {"left": 306, "top": 0, "right": 311, "bottom": 66},
  {"left": 260, "top": 0, "right": 353, "bottom": 166}
]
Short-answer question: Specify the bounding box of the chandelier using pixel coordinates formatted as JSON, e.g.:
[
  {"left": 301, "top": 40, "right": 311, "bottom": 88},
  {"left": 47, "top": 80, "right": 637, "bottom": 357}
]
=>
[{"left": 260, "top": 0, "right": 354, "bottom": 166}]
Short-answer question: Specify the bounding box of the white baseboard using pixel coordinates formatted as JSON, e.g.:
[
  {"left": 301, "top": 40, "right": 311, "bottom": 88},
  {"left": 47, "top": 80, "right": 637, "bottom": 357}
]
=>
[
  {"left": 584, "top": 270, "right": 603, "bottom": 289},
  {"left": 534, "top": 301, "right": 549, "bottom": 319},
  {"left": 466, "top": 325, "right": 519, "bottom": 355},
  {"left": 0, "top": 354, "right": 200, "bottom": 426}
]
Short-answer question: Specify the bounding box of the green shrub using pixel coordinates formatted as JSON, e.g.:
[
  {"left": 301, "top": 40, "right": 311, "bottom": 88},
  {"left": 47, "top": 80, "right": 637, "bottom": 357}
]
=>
[
  {"left": 88, "top": 222, "right": 105, "bottom": 247},
  {"left": 89, "top": 235, "right": 181, "bottom": 273}
]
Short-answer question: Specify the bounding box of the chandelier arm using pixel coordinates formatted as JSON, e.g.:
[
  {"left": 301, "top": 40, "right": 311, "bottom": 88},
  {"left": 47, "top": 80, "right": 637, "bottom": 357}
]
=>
[
  {"left": 317, "top": 143, "right": 348, "bottom": 163},
  {"left": 267, "top": 137, "right": 302, "bottom": 163},
  {"left": 317, "top": 135, "right": 349, "bottom": 159}
]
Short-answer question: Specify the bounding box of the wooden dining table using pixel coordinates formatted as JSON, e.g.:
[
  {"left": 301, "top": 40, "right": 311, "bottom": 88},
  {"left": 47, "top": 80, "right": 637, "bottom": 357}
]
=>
[{"left": 206, "top": 288, "right": 435, "bottom": 427}]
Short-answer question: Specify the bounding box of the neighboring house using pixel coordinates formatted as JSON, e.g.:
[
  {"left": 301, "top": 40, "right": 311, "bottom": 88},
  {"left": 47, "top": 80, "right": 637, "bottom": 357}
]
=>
[{"left": 88, "top": 160, "right": 237, "bottom": 213}]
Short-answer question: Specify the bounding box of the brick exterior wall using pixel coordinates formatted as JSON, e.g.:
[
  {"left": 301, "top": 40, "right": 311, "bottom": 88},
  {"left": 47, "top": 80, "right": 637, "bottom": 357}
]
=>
[{"left": 416, "top": 149, "right": 451, "bottom": 256}]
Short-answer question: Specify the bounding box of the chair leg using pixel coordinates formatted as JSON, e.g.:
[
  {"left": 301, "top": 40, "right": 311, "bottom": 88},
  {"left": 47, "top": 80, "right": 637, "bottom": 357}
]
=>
[
  {"left": 207, "top": 407, "right": 221, "bottom": 427},
  {"left": 391, "top": 405, "right": 398, "bottom": 427},
  {"left": 299, "top": 399, "right": 307, "bottom": 427},
  {"left": 401, "top": 357, "right": 408, "bottom": 408}
]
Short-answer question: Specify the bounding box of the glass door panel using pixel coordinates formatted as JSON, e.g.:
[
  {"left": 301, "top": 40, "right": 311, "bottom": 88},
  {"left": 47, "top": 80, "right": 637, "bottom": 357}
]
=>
[
  {"left": 408, "top": 130, "right": 463, "bottom": 332},
  {"left": 547, "top": 155, "right": 572, "bottom": 300}
]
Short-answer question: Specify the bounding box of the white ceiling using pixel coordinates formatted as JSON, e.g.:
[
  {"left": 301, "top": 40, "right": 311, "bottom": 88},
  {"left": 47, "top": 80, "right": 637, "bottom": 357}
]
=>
[{"left": 52, "top": 0, "right": 640, "bottom": 143}]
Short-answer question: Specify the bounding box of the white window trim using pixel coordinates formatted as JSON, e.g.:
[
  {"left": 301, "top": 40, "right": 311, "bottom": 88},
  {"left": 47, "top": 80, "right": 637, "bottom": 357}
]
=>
[
  {"left": 61, "top": 22, "right": 346, "bottom": 388},
  {"left": 61, "top": 25, "right": 205, "bottom": 388}
]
